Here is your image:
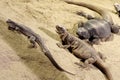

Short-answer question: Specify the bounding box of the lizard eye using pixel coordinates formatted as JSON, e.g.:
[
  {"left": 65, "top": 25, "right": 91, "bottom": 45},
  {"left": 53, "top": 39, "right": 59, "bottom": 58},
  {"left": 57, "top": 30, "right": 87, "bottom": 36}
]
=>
[{"left": 8, "top": 26, "right": 13, "bottom": 30}]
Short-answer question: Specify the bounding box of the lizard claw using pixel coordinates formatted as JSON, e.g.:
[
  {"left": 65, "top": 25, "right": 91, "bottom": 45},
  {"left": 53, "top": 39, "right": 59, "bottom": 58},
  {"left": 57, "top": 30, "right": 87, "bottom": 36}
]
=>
[
  {"left": 28, "top": 45, "right": 37, "bottom": 48},
  {"left": 75, "top": 62, "right": 95, "bottom": 70},
  {"left": 74, "top": 62, "right": 86, "bottom": 68}
]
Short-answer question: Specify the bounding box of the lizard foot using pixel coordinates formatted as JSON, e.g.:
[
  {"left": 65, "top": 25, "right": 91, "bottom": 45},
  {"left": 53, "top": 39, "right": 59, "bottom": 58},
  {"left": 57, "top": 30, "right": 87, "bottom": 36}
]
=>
[
  {"left": 75, "top": 62, "right": 87, "bottom": 68},
  {"left": 74, "top": 61, "right": 93, "bottom": 70},
  {"left": 56, "top": 43, "right": 70, "bottom": 49},
  {"left": 28, "top": 45, "right": 37, "bottom": 48},
  {"left": 83, "top": 64, "right": 95, "bottom": 70},
  {"left": 104, "top": 34, "right": 114, "bottom": 42}
]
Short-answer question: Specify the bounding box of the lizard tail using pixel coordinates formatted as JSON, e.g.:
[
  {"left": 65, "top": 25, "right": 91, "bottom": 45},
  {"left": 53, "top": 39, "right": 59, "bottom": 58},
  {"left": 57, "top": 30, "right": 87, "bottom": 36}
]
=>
[
  {"left": 35, "top": 36, "right": 75, "bottom": 75},
  {"left": 95, "top": 58, "right": 113, "bottom": 80},
  {"left": 64, "top": 0, "right": 113, "bottom": 24}
]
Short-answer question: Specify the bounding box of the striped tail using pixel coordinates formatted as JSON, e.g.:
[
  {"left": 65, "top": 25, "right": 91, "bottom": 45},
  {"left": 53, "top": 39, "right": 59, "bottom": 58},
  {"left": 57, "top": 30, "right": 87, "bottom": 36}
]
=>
[
  {"left": 95, "top": 57, "right": 113, "bottom": 80},
  {"left": 64, "top": 0, "right": 113, "bottom": 24}
]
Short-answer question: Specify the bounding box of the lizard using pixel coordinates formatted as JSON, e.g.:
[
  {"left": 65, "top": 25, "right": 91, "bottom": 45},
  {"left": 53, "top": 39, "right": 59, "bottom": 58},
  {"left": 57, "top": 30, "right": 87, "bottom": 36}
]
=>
[
  {"left": 114, "top": 3, "right": 120, "bottom": 17},
  {"left": 6, "top": 19, "right": 75, "bottom": 75},
  {"left": 56, "top": 25, "right": 113, "bottom": 80},
  {"left": 64, "top": 0, "right": 120, "bottom": 45}
]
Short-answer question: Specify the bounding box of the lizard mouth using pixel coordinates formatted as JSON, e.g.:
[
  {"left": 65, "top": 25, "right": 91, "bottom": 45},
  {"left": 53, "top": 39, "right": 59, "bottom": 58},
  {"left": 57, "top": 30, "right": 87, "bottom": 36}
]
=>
[
  {"left": 6, "top": 19, "right": 16, "bottom": 31},
  {"left": 6, "top": 19, "right": 13, "bottom": 24},
  {"left": 56, "top": 30, "right": 60, "bottom": 34}
]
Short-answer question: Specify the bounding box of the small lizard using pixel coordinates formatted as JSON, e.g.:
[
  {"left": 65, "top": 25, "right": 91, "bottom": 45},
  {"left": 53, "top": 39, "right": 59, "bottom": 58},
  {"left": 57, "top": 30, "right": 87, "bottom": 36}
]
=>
[
  {"left": 56, "top": 25, "right": 113, "bottom": 80},
  {"left": 64, "top": 0, "right": 120, "bottom": 45},
  {"left": 6, "top": 19, "right": 75, "bottom": 75}
]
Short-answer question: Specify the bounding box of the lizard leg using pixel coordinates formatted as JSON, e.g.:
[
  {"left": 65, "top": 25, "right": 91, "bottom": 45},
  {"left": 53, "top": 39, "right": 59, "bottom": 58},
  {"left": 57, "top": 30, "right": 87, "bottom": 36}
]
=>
[
  {"left": 74, "top": 60, "right": 86, "bottom": 68},
  {"left": 76, "top": 11, "right": 95, "bottom": 20},
  {"left": 84, "top": 58, "right": 96, "bottom": 69},
  {"left": 75, "top": 58, "right": 95, "bottom": 69},
  {"left": 56, "top": 43, "right": 70, "bottom": 49},
  {"left": 28, "top": 36, "right": 37, "bottom": 48},
  {"left": 98, "top": 52, "right": 106, "bottom": 62},
  {"left": 104, "top": 34, "right": 114, "bottom": 42},
  {"left": 15, "top": 27, "right": 21, "bottom": 34}
]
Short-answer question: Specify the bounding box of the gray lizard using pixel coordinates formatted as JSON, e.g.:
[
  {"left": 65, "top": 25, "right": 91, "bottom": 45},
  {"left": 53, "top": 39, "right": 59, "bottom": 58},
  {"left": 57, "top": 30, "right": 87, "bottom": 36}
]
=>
[
  {"left": 6, "top": 19, "right": 75, "bottom": 75},
  {"left": 64, "top": 0, "right": 119, "bottom": 45},
  {"left": 56, "top": 25, "right": 113, "bottom": 80}
]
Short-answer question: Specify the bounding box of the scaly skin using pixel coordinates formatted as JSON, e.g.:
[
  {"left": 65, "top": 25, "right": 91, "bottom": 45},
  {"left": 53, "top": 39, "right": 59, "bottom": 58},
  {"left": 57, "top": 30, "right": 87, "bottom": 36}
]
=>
[
  {"left": 64, "top": 0, "right": 119, "bottom": 45},
  {"left": 114, "top": 3, "right": 120, "bottom": 17},
  {"left": 64, "top": 0, "right": 113, "bottom": 24},
  {"left": 6, "top": 19, "right": 75, "bottom": 75},
  {"left": 56, "top": 25, "right": 113, "bottom": 80}
]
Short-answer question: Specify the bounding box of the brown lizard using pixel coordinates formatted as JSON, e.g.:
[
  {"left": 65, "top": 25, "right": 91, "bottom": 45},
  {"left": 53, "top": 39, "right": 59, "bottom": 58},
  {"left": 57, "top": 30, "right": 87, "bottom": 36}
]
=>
[
  {"left": 64, "top": 0, "right": 120, "bottom": 45},
  {"left": 6, "top": 19, "right": 75, "bottom": 75},
  {"left": 56, "top": 25, "right": 113, "bottom": 80}
]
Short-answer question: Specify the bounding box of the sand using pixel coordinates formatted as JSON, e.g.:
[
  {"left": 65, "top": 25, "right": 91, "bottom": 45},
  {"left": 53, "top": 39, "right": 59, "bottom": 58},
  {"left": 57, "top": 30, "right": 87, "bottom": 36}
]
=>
[{"left": 0, "top": 0, "right": 120, "bottom": 80}]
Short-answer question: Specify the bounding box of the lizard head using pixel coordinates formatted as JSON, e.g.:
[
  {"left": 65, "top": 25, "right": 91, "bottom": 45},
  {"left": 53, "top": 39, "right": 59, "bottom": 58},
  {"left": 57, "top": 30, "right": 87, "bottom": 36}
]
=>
[
  {"left": 76, "top": 27, "right": 90, "bottom": 39},
  {"left": 56, "top": 25, "right": 67, "bottom": 35},
  {"left": 6, "top": 19, "right": 18, "bottom": 31},
  {"left": 111, "top": 24, "right": 120, "bottom": 34},
  {"left": 56, "top": 25, "right": 68, "bottom": 40}
]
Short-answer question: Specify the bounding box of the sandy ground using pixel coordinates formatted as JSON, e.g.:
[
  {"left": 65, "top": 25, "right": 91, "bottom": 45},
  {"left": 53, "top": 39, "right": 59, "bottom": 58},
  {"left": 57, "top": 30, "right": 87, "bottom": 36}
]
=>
[
  {"left": 0, "top": 36, "right": 40, "bottom": 80},
  {"left": 0, "top": 0, "right": 120, "bottom": 80}
]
